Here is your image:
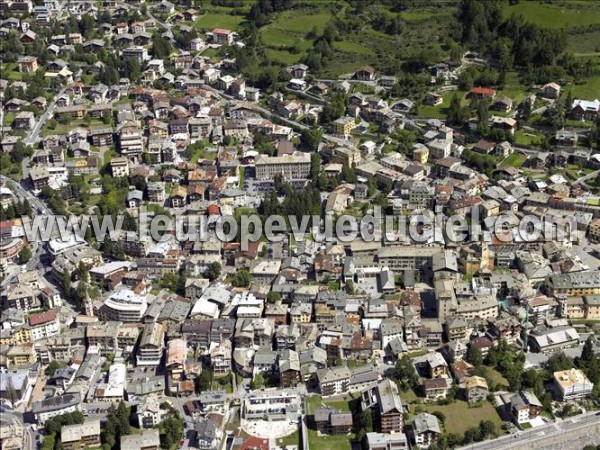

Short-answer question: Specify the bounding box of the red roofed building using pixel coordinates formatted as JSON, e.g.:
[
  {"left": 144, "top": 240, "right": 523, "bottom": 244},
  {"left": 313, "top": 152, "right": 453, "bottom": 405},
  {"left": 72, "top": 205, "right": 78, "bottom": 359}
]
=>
[
  {"left": 212, "top": 28, "right": 234, "bottom": 45},
  {"left": 28, "top": 309, "right": 60, "bottom": 340},
  {"left": 471, "top": 87, "right": 496, "bottom": 99},
  {"left": 239, "top": 436, "right": 269, "bottom": 450}
]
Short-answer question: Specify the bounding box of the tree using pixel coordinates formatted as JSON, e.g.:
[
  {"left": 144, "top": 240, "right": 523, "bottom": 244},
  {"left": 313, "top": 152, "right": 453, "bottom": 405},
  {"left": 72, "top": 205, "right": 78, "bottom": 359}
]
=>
[
  {"left": 159, "top": 410, "right": 184, "bottom": 450},
  {"left": 251, "top": 373, "right": 265, "bottom": 390},
  {"left": 345, "top": 280, "right": 354, "bottom": 295},
  {"left": 207, "top": 262, "right": 221, "bottom": 281},
  {"left": 231, "top": 268, "right": 252, "bottom": 288},
  {"left": 581, "top": 336, "right": 594, "bottom": 364},
  {"left": 45, "top": 360, "right": 61, "bottom": 377},
  {"left": 462, "top": 426, "right": 480, "bottom": 444},
  {"left": 479, "top": 419, "right": 497, "bottom": 438},
  {"left": 18, "top": 246, "right": 32, "bottom": 264},
  {"left": 466, "top": 345, "right": 483, "bottom": 368},
  {"left": 267, "top": 291, "right": 281, "bottom": 303},
  {"left": 392, "top": 357, "right": 419, "bottom": 391},
  {"left": 196, "top": 369, "right": 212, "bottom": 392}
]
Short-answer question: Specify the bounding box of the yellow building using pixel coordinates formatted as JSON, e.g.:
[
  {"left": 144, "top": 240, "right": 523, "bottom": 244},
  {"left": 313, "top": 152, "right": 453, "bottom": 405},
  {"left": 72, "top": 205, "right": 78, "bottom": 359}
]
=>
[
  {"left": 583, "top": 295, "right": 600, "bottom": 319},
  {"left": 413, "top": 146, "right": 429, "bottom": 164},
  {"left": 548, "top": 272, "right": 600, "bottom": 296},
  {"left": 589, "top": 218, "right": 600, "bottom": 242},
  {"left": 332, "top": 116, "right": 357, "bottom": 136},
  {"left": 6, "top": 343, "right": 36, "bottom": 366}
]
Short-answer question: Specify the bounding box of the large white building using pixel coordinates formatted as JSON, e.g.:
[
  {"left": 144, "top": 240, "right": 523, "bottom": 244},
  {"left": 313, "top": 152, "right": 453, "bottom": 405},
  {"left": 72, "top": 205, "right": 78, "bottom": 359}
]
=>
[
  {"left": 255, "top": 152, "right": 311, "bottom": 181},
  {"left": 100, "top": 289, "right": 148, "bottom": 322},
  {"left": 32, "top": 393, "right": 81, "bottom": 424},
  {"left": 554, "top": 368, "right": 593, "bottom": 400}
]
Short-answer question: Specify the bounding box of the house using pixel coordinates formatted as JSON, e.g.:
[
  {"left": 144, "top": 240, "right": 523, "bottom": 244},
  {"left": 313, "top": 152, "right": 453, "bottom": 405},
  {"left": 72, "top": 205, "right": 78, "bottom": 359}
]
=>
[
  {"left": 510, "top": 391, "right": 542, "bottom": 425},
  {"left": 61, "top": 421, "right": 101, "bottom": 450},
  {"left": 542, "top": 82, "right": 561, "bottom": 99},
  {"left": 289, "top": 64, "right": 308, "bottom": 79},
  {"left": 569, "top": 99, "right": 600, "bottom": 121},
  {"left": 491, "top": 116, "right": 517, "bottom": 135},
  {"left": 491, "top": 96, "right": 513, "bottom": 112},
  {"left": 365, "top": 432, "right": 409, "bottom": 450},
  {"left": 317, "top": 366, "right": 351, "bottom": 396},
  {"left": 18, "top": 56, "right": 37, "bottom": 72},
  {"left": 472, "top": 139, "right": 495, "bottom": 155},
  {"left": 212, "top": 28, "right": 234, "bottom": 45},
  {"left": 470, "top": 87, "right": 496, "bottom": 99},
  {"left": 110, "top": 157, "right": 129, "bottom": 178},
  {"left": 425, "top": 92, "right": 443, "bottom": 106},
  {"left": 313, "top": 407, "right": 353, "bottom": 435},
  {"left": 13, "top": 111, "right": 35, "bottom": 130},
  {"left": 354, "top": 66, "right": 375, "bottom": 81},
  {"left": 464, "top": 376, "right": 488, "bottom": 404},
  {"left": 120, "top": 429, "right": 160, "bottom": 450},
  {"left": 412, "top": 413, "right": 441, "bottom": 449}
]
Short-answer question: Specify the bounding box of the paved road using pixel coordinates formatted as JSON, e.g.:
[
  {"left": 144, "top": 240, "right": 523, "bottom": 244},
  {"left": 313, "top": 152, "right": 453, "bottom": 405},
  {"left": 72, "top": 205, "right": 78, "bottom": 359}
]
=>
[
  {"left": 24, "top": 87, "right": 67, "bottom": 146},
  {"left": 573, "top": 169, "right": 599, "bottom": 187},
  {"left": 0, "top": 175, "right": 50, "bottom": 287},
  {"left": 457, "top": 411, "right": 600, "bottom": 450}
]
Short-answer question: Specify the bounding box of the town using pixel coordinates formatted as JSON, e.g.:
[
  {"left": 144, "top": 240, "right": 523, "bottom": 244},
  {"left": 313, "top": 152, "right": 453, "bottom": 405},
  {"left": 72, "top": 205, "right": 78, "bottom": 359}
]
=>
[{"left": 1, "top": 1, "right": 600, "bottom": 450}]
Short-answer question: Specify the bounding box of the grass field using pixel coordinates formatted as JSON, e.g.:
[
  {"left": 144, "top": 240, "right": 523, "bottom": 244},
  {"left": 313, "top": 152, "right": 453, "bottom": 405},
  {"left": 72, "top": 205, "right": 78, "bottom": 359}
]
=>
[
  {"left": 422, "top": 400, "right": 503, "bottom": 435},
  {"left": 334, "top": 40, "right": 375, "bottom": 56},
  {"left": 498, "top": 72, "right": 530, "bottom": 103},
  {"left": 500, "top": 152, "right": 527, "bottom": 169},
  {"left": 501, "top": 1, "right": 600, "bottom": 29},
  {"left": 306, "top": 395, "right": 354, "bottom": 450},
  {"left": 193, "top": 12, "right": 244, "bottom": 31},
  {"left": 570, "top": 75, "right": 600, "bottom": 99}
]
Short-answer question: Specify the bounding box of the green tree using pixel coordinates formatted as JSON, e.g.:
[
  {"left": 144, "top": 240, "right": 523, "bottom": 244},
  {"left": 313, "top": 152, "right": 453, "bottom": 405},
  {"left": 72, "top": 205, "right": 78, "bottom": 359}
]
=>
[
  {"left": 251, "top": 373, "right": 265, "bottom": 390},
  {"left": 466, "top": 345, "right": 483, "bottom": 368},
  {"left": 267, "top": 291, "right": 281, "bottom": 303},
  {"left": 392, "top": 357, "right": 419, "bottom": 391},
  {"left": 18, "top": 246, "right": 32, "bottom": 264},
  {"left": 207, "top": 262, "right": 222, "bottom": 281},
  {"left": 45, "top": 360, "right": 62, "bottom": 377}
]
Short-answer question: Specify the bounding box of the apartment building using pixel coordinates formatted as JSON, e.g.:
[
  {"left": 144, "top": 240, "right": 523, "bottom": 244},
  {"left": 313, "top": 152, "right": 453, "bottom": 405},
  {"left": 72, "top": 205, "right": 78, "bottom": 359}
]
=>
[
  {"left": 255, "top": 152, "right": 311, "bottom": 181},
  {"left": 136, "top": 322, "right": 165, "bottom": 366},
  {"left": 61, "top": 421, "right": 101, "bottom": 450}
]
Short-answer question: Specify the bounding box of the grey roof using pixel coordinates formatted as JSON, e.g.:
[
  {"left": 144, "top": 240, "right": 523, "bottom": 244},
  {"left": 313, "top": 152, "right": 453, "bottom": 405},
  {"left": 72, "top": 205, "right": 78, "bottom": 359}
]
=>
[
  {"left": 413, "top": 412, "right": 442, "bottom": 435},
  {"left": 32, "top": 393, "right": 81, "bottom": 413}
]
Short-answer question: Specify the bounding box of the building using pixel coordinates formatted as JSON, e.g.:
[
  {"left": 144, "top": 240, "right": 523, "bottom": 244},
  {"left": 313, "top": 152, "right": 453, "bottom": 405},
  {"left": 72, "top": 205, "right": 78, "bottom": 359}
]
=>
[
  {"left": 365, "top": 432, "right": 408, "bottom": 450},
  {"left": 212, "top": 28, "right": 234, "bottom": 45},
  {"left": 242, "top": 391, "right": 300, "bottom": 421},
  {"left": 317, "top": 366, "right": 351, "bottom": 397},
  {"left": 464, "top": 376, "right": 488, "bottom": 404},
  {"left": 110, "top": 157, "right": 129, "bottom": 178},
  {"left": 120, "top": 429, "right": 160, "bottom": 450},
  {"left": 32, "top": 393, "right": 81, "bottom": 424},
  {"left": 412, "top": 413, "right": 441, "bottom": 448},
  {"left": 333, "top": 116, "right": 357, "bottom": 136},
  {"left": 136, "top": 322, "right": 165, "bottom": 366},
  {"left": 510, "top": 391, "right": 542, "bottom": 425},
  {"left": 61, "top": 421, "right": 101, "bottom": 450},
  {"left": 136, "top": 397, "right": 163, "bottom": 429},
  {"left": 361, "top": 379, "right": 403, "bottom": 433},
  {"left": 313, "top": 407, "right": 353, "bottom": 435},
  {"left": 255, "top": 152, "right": 311, "bottom": 181},
  {"left": 28, "top": 309, "right": 60, "bottom": 340},
  {"left": 553, "top": 368, "right": 593, "bottom": 400},
  {"left": 100, "top": 289, "right": 148, "bottom": 322}
]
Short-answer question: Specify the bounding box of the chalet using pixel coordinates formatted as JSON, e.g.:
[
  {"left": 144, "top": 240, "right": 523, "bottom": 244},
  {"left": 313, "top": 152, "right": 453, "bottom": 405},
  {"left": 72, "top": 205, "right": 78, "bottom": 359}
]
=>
[
  {"left": 13, "top": 111, "right": 35, "bottom": 130},
  {"left": 491, "top": 96, "right": 513, "bottom": 112},
  {"left": 472, "top": 139, "right": 495, "bottom": 155},
  {"left": 18, "top": 56, "right": 38, "bottom": 73},
  {"left": 470, "top": 86, "right": 496, "bottom": 99},
  {"left": 212, "top": 28, "right": 234, "bottom": 45},
  {"left": 570, "top": 99, "right": 600, "bottom": 121},
  {"left": 289, "top": 64, "right": 308, "bottom": 79},
  {"left": 425, "top": 92, "right": 443, "bottom": 106},
  {"left": 354, "top": 66, "right": 375, "bottom": 81},
  {"left": 542, "top": 82, "right": 561, "bottom": 99}
]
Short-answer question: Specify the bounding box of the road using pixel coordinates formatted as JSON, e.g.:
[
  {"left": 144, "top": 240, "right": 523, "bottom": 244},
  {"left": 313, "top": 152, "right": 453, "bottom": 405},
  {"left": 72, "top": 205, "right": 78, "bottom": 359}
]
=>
[
  {"left": 24, "top": 87, "right": 67, "bottom": 147},
  {"left": 457, "top": 411, "right": 600, "bottom": 450},
  {"left": 0, "top": 175, "right": 50, "bottom": 287},
  {"left": 572, "top": 168, "right": 599, "bottom": 187}
]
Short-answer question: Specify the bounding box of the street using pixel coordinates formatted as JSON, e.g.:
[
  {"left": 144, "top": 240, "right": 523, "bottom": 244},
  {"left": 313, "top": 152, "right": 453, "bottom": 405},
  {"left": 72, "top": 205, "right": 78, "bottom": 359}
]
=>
[{"left": 457, "top": 410, "right": 600, "bottom": 450}]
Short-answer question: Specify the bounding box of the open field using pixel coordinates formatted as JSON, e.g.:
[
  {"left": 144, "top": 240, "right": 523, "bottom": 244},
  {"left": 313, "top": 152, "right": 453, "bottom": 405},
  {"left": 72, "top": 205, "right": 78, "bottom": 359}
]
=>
[
  {"left": 569, "top": 75, "right": 600, "bottom": 99},
  {"left": 501, "top": 1, "right": 600, "bottom": 29},
  {"left": 500, "top": 152, "right": 527, "bottom": 169},
  {"left": 422, "top": 400, "right": 504, "bottom": 435},
  {"left": 193, "top": 12, "right": 245, "bottom": 31}
]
